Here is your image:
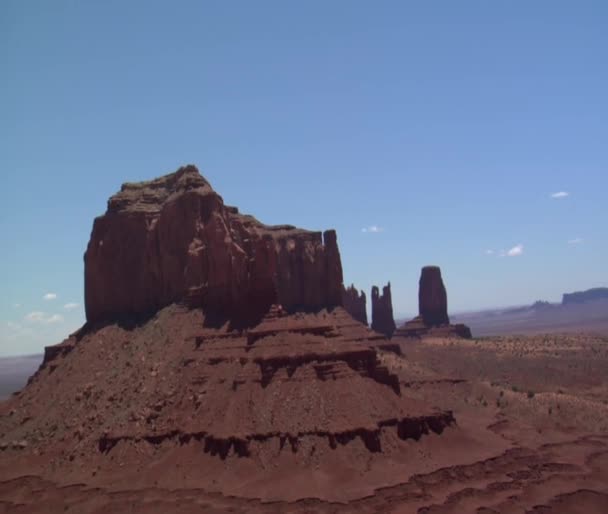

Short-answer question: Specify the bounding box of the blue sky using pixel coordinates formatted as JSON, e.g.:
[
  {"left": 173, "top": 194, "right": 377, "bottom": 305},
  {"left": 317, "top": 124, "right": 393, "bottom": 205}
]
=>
[{"left": 1, "top": 1, "right": 606, "bottom": 356}]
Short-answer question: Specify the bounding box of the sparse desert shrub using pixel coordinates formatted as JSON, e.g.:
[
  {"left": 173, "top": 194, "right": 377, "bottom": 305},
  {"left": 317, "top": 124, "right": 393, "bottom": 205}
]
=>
[
  {"left": 527, "top": 390, "right": 535, "bottom": 399},
  {"left": 512, "top": 385, "right": 519, "bottom": 392},
  {"left": 499, "top": 390, "right": 504, "bottom": 397},
  {"left": 548, "top": 407, "right": 553, "bottom": 415}
]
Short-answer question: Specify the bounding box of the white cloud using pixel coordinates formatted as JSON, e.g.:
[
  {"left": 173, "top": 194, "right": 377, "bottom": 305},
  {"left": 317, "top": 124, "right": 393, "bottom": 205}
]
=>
[
  {"left": 14, "top": 303, "right": 21, "bottom": 308},
  {"left": 63, "top": 302, "right": 79, "bottom": 310},
  {"left": 568, "top": 237, "right": 583, "bottom": 245},
  {"left": 43, "top": 293, "right": 57, "bottom": 301},
  {"left": 25, "top": 311, "right": 64, "bottom": 324},
  {"left": 485, "top": 249, "right": 494, "bottom": 255},
  {"left": 506, "top": 244, "right": 524, "bottom": 257},
  {"left": 550, "top": 191, "right": 569, "bottom": 199},
  {"left": 25, "top": 311, "right": 46, "bottom": 322},
  {"left": 361, "top": 225, "right": 384, "bottom": 233}
]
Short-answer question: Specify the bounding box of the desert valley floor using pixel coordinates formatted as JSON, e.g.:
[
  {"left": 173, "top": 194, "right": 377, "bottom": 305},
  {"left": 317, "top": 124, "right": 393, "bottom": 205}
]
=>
[{"left": 1, "top": 311, "right": 607, "bottom": 513}]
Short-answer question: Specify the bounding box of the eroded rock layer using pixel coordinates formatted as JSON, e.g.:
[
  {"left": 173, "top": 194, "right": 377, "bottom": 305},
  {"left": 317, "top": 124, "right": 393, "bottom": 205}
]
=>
[
  {"left": 85, "top": 165, "right": 343, "bottom": 325},
  {"left": 0, "top": 306, "right": 458, "bottom": 502}
]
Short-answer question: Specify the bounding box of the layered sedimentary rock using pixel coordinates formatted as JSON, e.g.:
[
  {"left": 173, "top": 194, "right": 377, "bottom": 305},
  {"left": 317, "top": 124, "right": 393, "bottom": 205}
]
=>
[
  {"left": 3, "top": 304, "right": 457, "bottom": 502},
  {"left": 371, "top": 283, "right": 396, "bottom": 337},
  {"left": 342, "top": 284, "right": 367, "bottom": 325},
  {"left": 85, "top": 165, "right": 343, "bottom": 325},
  {"left": 396, "top": 266, "right": 471, "bottom": 339}
]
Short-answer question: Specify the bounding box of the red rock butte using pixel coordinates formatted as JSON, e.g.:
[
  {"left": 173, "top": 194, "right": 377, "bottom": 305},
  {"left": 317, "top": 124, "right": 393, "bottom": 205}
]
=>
[
  {"left": 0, "top": 165, "right": 496, "bottom": 504},
  {"left": 84, "top": 165, "right": 343, "bottom": 327}
]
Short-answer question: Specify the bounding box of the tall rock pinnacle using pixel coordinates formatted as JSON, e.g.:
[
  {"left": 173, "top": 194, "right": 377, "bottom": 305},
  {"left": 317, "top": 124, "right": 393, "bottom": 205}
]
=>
[
  {"left": 419, "top": 266, "right": 450, "bottom": 326},
  {"left": 342, "top": 284, "right": 368, "bottom": 325},
  {"left": 371, "top": 282, "right": 396, "bottom": 337}
]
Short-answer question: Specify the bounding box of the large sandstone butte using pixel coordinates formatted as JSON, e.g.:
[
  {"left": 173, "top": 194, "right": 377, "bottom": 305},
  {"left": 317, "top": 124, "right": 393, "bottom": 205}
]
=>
[
  {"left": 85, "top": 165, "right": 343, "bottom": 326},
  {"left": 396, "top": 266, "right": 472, "bottom": 338},
  {"left": 0, "top": 165, "right": 488, "bottom": 504},
  {"left": 342, "top": 284, "right": 367, "bottom": 325},
  {"left": 371, "top": 282, "right": 396, "bottom": 337}
]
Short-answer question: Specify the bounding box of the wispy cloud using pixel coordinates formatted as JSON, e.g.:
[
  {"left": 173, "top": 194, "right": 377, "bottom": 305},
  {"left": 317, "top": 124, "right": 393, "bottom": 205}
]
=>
[
  {"left": 25, "top": 311, "right": 64, "bottom": 324},
  {"left": 6, "top": 321, "right": 22, "bottom": 331},
  {"left": 361, "top": 225, "right": 385, "bottom": 233},
  {"left": 550, "top": 191, "right": 569, "bottom": 199},
  {"left": 13, "top": 303, "right": 21, "bottom": 308},
  {"left": 63, "top": 302, "right": 79, "bottom": 310},
  {"left": 568, "top": 237, "right": 583, "bottom": 245},
  {"left": 485, "top": 249, "right": 494, "bottom": 255},
  {"left": 43, "top": 293, "right": 57, "bottom": 301},
  {"left": 506, "top": 244, "right": 524, "bottom": 257},
  {"left": 497, "top": 244, "right": 524, "bottom": 258}
]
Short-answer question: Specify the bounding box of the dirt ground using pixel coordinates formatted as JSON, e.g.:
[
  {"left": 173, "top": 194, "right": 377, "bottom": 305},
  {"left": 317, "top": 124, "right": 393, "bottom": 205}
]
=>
[{"left": 0, "top": 314, "right": 607, "bottom": 513}]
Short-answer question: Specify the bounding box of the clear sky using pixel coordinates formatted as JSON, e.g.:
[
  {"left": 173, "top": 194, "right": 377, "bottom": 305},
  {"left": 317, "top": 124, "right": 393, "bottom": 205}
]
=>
[{"left": 1, "top": 1, "right": 607, "bottom": 356}]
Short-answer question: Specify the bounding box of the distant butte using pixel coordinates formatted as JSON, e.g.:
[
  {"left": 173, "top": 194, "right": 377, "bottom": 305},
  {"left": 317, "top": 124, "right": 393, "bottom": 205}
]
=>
[{"left": 396, "top": 266, "right": 472, "bottom": 338}]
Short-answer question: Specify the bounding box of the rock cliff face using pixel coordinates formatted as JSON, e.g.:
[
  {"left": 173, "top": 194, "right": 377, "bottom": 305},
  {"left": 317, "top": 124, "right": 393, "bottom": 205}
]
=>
[
  {"left": 371, "top": 283, "right": 396, "bottom": 337},
  {"left": 84, "top": 165, "right": 344, "bottom": 325},
  {"left": 419, "top": 266, "right": 450, "bottom": 326},
  {"left": 342, "top": 284, "right": 367, "bottom": 325}
]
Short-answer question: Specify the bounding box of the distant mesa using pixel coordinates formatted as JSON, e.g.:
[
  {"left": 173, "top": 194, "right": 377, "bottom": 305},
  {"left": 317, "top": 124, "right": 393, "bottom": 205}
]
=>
[
  {"left": 532, "top": 300, "right": 554, "bottom": 311},
  {"left": 396, "top": 266, "right": 472, "bottom": 339},
  {"left": 84, "top": 165, "right": 343, "bottom": 327},
  {"left": 371, "top": 282, "right": 396, "bottom": 338},
  {"left": 562, "top": 287, "right": 608, "bottom": 305},
  {"left": 342, "top": 284, "right": 367, "bottom": 325}
]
